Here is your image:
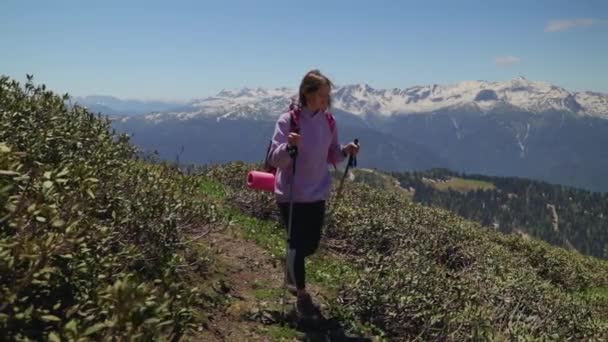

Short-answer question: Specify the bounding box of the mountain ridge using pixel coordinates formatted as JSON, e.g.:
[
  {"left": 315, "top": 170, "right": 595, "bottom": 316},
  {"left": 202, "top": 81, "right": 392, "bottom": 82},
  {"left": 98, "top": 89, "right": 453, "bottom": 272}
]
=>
[{"left": 106, "top": 77, "right": 608, "bottom": 123}]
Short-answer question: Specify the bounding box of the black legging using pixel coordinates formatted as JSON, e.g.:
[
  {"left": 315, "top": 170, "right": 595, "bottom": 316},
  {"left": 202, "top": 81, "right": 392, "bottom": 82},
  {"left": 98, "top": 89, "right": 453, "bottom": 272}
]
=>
[{"left": 278, "top": 200, "right": 325, "bottom": 290}]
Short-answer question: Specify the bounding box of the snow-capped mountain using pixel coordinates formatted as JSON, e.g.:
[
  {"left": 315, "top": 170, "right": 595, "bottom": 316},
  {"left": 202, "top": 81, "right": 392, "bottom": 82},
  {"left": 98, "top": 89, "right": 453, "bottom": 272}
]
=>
[
  {"left": 137, "top": 87, "right": 296, "bottom": 123},
  {"left": 127, "top": 77, "right": 607, "bottom": 123},
  {"left": 574, "top": 91, "right": 608, "bottom": 118},
  {"left": 333, "top": 77, "right": 607, "bottom": 117}
]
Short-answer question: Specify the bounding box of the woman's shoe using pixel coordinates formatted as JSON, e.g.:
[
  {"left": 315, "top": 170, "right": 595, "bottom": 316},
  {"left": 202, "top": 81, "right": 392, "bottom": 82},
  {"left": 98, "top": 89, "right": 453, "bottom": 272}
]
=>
[{"left": 296, "top": 292, "right": 319, "bottom": 317}]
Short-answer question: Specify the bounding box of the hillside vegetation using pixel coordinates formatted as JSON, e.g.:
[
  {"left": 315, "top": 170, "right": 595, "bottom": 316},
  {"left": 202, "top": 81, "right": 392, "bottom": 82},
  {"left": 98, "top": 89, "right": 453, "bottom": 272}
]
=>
[
  {"left": 0, "top": 76, "right": 219, "bottom": 341},
  {"left": 202, "top": 162, "right": 608, "bottom": 340}
]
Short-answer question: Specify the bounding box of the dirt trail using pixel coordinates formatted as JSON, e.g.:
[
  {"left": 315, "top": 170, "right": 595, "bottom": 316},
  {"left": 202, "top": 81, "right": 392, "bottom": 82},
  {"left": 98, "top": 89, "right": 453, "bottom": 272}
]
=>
[{"left": 187, "top": 227, "right": 370, "bottom": 341}]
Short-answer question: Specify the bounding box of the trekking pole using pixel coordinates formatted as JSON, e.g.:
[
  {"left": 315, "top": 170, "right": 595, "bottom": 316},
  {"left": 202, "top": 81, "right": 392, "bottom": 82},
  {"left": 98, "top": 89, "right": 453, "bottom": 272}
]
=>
[
  {"left": 281, "top": 143, "right": 298, "bottom": 326},
  {"left": 332, "top": 138, "right": 359, "bottom": 213}
]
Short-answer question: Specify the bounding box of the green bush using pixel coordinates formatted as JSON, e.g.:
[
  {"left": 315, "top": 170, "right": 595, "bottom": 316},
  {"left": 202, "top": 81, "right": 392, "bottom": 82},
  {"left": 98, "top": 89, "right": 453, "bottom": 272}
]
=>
[{"left": 0, "top": 75, "right": 215, "bottom": 341}]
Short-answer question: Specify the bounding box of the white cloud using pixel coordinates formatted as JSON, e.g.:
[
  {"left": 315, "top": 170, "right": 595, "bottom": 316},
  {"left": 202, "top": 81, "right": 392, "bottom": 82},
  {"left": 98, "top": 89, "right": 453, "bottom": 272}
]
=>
[
  {"left": 544, "top": 18, "right": 604, "bottom": 32},
  {"left": 494, "top": 56, "right": 521, "bottom": 67}
]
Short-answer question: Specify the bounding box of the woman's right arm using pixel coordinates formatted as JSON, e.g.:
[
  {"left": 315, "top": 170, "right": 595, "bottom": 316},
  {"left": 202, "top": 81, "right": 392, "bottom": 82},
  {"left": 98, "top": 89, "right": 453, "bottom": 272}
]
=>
[{"left": 268, "top": 113, "right": 292, "bottom": 169}]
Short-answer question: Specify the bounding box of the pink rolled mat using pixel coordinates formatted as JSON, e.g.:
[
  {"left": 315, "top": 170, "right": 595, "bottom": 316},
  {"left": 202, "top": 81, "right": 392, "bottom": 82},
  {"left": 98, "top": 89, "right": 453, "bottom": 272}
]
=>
[{"left": 247, "top": 170, "right": 275, "bottom": 192}]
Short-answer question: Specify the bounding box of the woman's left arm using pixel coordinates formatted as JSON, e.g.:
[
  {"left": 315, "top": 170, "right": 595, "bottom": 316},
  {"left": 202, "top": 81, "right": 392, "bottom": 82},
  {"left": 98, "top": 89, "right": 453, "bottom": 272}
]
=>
[{"left": 329, "top": 123, "right": 347, "bottom": 164}]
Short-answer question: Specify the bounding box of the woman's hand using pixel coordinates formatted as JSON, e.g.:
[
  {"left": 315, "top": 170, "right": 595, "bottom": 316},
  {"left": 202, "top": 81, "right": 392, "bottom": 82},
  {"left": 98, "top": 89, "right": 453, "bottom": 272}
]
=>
[
  {"left": 287, "top": 133, "right": 301, "bottom": 148},
  {"left": 342, "top": 142, "right": 360, "bottom": 156}
]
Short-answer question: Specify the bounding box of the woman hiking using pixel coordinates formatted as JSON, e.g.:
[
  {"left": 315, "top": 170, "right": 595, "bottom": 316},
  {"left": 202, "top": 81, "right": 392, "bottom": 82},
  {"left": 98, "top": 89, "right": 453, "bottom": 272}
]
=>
[{"left": 266, "top": 69, "right": 359, "bottom": 316}]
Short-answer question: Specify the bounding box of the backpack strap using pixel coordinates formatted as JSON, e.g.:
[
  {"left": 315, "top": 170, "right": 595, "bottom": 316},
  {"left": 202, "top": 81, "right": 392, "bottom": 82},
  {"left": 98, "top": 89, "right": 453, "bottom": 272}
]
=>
[
  {"left": 263, "top": 140, "right": 275, "bottom": 173},
  {"left": 325, "top": 111, "right": 338, "bottom": 170},
  {"left": 325, "top": 111, "right": 336, "bottom": 135},
  {"left": 289, "top": 106, "right": 301, "bottom": 134}
]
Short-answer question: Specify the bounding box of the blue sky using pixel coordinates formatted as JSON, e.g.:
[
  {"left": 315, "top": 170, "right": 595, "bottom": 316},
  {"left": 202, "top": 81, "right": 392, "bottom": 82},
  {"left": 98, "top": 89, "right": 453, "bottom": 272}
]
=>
[{"left": 2, "top": 0, "right": 607, "bottom": 100}]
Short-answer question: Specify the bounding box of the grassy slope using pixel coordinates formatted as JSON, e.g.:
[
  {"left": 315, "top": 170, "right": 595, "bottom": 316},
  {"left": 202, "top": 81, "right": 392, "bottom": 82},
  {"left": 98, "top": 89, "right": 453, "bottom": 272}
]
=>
[
  {"left": 202, "top": 162, "right": 608, "bottom": 340},
  {"left": 424, "top": 176, "right": 496, "bottom": 192}
]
